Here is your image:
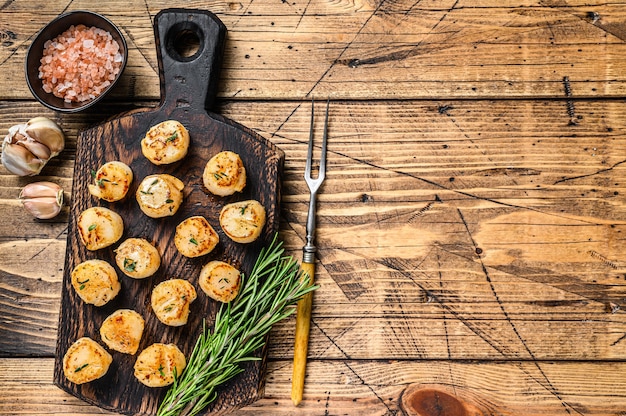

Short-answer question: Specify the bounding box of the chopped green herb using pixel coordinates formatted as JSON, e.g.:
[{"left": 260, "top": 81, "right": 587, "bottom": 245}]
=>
[
  {"left": 77, "top": 278, "right": 90, "bottom": 284},
  {"left": 166, "top": 132, "right": 178, "bottom": 142},
  {"left": 189, "top": 238, "right": 199, "bottom": 245},
  {"left": 124, "top": 258, "right": 137, "bottom": 272},
  {"left": 74, "top": 363, "right": 89, "bottom": 372},
  {"left": 88, "top": 223, "right": 97, "bottom": 231},
  {"left": 90, "top": 169, "right": 97, "bottom": 179},
  {"left": 165, "top": 199, "right": 174, "bottom": 203},
  {"left": 96, "top": 178, "right": 117, "bottom": 187},
  {"left": 79, "top": 284, "right": 86, "bottom": 290},
  {"left": 141, "top": 178, "right": 160, "bottom": 195},
  {"left": 159, "top": 364, "right": 166, "bottom": 377},
  {"left": 139, "top": 178, "right": 159, "bottom": 195},
  {"left": 213, "top": 172, "right": 227, "bottom": 180},
  {"left": 240, "top": 205, "right": 247, "bottom": 215}
]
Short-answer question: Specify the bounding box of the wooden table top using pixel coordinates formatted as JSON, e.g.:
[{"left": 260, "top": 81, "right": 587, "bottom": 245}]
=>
[{"left": 2, "top": 1, "right": 626, "bottom": 415}]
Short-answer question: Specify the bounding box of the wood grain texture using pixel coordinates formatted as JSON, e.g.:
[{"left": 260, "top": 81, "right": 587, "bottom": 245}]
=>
[
  {"left": 2, "top": 0, "right": 626, "bottom": 414},
  {"left": 1, "top": 99, "right": 625, "bottom": 415},
  {"left": 2, "top": 1, "right": 626, "bottom": 100},
  {"left": 4, "top": 358, "right": 626, "bottom": 415}
]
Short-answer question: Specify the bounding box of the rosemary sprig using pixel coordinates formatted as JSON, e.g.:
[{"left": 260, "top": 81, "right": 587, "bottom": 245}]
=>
[{"left": 157, "top": 234, "right": 318, "bottom": 416}]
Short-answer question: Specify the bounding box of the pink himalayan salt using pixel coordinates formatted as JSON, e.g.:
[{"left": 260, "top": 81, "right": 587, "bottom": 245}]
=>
[{"left": 38, "top": 24, "right": 123, "bottom": 103}]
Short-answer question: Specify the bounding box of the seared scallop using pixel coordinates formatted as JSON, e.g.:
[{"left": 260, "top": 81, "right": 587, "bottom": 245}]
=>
[
  {"left": 87, "top": 161, "right": 133, "bottom": 202},
  {"left": 71, "top": 259, "right": 121, "bottom": 306},
  {"left": 141, "top": 120, "right": 190, "bottom": 165},
  {"left": 174, "top": 216, "right": 219, "bottom": 258},
  {"left": 134, "top": 343, "right": 186, "bottom": 387},
  {"left": 63, "top": 337, "right": 113, "bottom": 384},
  {"left": 219, "top": 200, "right": 266, "bottom": 243},
  {"left": 115, "top": 238, "right": 161, "bottom": 279},
  {"left": 151, "top": 278, "right": 197, "bottom": 326},
  {"left": 202, "top": 150, "right": 246, "bottom": 196},
  {"left": 199, "top": 261, "right": 241, "bottom": 303},
  {"left": 100, "top": 309, "right": 145, "bottom": 355},
  {"left": 136, "top": 174, "right": 184, "bottom": 218},
  {"left": 77, "top": 206, "right": 124, "bottom": 250}
]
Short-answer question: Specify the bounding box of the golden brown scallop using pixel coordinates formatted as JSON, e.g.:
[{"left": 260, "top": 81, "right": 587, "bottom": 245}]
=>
[
  {"left": 136, "top": 174, "right": 184, "bottom": 218},
  {"left": 134, "top": 343, "right": 186, "bottom": 387},
  {"left": 115, "top": 238, "right": 161, "bottom": 279},
  {"left": 174, "top": 216, "right": 219, "bottom": 258},
  {"left": 219, "top": 200, "right": 266, "bottom": 243},
  {"left": 71, "top": 259, "right": 121, "bottom": 306},
  {"left": 151, "top": 278, "right": 197, "bottom": 326},
  {"left": 202, "top": 150, "right": 246, "bottom": 196},
  {"left": 87, "top": 161, "right": 133, "bottom": 202},
  {"left": 141, "top": 120, "right": 190, "bottom": 165},
  {"left": 63, "top": 337, "right": 113, "bottom": 384},
  {"left": 77, "top": 206, "right": 124, "bottom": 250},
  {"left": 199, "top": 261, "right": 241, "bottom": 303},
  {"left": 99, "top": 309, "right": 145, "bottom": 355}
]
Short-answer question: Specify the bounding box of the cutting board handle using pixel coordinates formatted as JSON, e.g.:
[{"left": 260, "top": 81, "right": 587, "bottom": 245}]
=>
[{"left": 154, "top": 9, "right": 227, "bottom": 113}]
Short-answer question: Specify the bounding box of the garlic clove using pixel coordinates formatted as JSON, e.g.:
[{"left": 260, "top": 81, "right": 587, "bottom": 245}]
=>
[
  {"left": 22, "top": 197, "right": 62, "bottom": 219},
  {"left": 24, "top": 117, "right": 65, "bottom": 157},
  {"left": 19, "top": 181, "right": 63, "bottom": 199},
  {"left": 1, "top": 140, "right": 46, "bottom": 176},
  {"left": 19, "top": 181, "right": 64, "bottom": 219},
  {"left": 18, "top": 138, "right": 52, "bottom": 160},
  {"left": 2, "top": 117, "right": 65, "bottom": 176}
]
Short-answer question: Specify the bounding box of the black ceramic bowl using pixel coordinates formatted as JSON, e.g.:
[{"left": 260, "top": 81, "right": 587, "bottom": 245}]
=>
[{"left": 25, "top": 10, "right": 128, "bottom": 113}]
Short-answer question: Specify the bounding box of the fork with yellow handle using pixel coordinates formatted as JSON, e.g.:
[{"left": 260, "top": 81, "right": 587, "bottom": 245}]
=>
[{"left": 292, "top": 98, "right": 329, "bottom": 406}]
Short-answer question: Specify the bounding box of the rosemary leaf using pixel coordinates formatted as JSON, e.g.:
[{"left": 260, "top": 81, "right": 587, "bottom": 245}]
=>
[{"left": 157, "top": 234, "right": 317, "bottom": 416}]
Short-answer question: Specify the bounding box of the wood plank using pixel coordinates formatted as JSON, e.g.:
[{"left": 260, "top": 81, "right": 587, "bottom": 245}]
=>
[
  {"left": 1, "top": 99, "right": 625, "bottom": 365},
  {"left": 2, "top": 1, "right": 626, "bottom": 100},
  {"left": 3, "top": 358, "right": 626, "bottom": 415}
]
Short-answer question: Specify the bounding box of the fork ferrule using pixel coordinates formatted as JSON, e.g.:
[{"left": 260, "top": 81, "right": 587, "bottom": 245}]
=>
[
  {"left": 302, "top": 241, "right": 316, "bottom": 263},
  {"left": 303, "top": 192, "right": 317, "bottom": 263}
]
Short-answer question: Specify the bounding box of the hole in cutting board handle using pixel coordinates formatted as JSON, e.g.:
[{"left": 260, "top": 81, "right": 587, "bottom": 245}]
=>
[
  {"left": 166, "top": 22, "right": 202, "bottom": 61},
  {"left": 154, "top": 9, "right": 227, "bottom": 112}
]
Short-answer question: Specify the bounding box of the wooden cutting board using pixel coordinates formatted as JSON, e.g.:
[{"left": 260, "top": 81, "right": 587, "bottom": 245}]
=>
[{"left": 53, "top": 9, "right": 284, "bottom": 416}]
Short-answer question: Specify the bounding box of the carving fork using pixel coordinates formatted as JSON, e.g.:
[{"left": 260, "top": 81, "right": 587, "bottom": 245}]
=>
[{"left": 292, "top": 99, "right": 329, "bottom": 406}]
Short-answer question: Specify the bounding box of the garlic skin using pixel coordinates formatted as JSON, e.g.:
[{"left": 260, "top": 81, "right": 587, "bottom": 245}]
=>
[
  {"left": 2, "top": 117, "right": 65, "bottom": 176},
  {"left": 19, "top": 181, "right": 64, "bottom": 219}
]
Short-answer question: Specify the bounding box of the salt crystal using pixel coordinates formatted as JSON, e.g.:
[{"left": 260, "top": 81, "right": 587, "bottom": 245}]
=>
[{"left": 38, "top": 25, "right": 123, "bottom": 103}]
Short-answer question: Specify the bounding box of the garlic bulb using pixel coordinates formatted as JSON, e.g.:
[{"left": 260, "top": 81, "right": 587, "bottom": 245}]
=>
[
  {"left": 2, "top": 117, "right": 65, "bottom": 176},
  {"left": 19, "top": 181, "right": 64, "bottom": 219}
]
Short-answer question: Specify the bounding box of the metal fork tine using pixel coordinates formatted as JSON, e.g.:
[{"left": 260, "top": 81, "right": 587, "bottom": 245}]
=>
[
  {"left": 305, "top": 98, "right": 328, "bottom": 190},
  {"left": 305, "top": 99, "right": 315, "bottom": 180},
  {"left": 318, "top": 98, "right": 329, "bottom": 180}
]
